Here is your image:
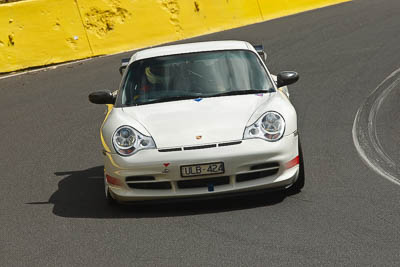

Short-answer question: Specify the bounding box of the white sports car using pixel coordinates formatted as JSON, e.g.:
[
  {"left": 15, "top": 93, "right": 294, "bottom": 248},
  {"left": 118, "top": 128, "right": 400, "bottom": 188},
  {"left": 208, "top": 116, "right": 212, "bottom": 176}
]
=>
[{"left": 89, "top": 40, "right": 304, "bottom": 204}]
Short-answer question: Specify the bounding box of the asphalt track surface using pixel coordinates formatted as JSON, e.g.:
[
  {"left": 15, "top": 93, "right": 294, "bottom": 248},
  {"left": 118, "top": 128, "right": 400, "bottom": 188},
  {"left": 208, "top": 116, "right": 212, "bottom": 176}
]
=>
[{"left": 1, "top": 0, "right": 400, "bottom": 265}]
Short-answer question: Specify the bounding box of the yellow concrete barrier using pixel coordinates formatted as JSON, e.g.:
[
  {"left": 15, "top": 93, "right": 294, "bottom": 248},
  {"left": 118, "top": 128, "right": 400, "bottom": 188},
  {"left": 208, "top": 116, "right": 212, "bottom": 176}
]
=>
[
  {"left": 0, "top": 0, "right": 92, "bottom": 73},
  {"left": 258, "top": 0, "right": 348, "bottom": 20},
  {"left": 76, "top": 0, "right": 264, "bottom": 56},
  {"left": 0, "top": 0, "right": 349, "bottom": 73}
]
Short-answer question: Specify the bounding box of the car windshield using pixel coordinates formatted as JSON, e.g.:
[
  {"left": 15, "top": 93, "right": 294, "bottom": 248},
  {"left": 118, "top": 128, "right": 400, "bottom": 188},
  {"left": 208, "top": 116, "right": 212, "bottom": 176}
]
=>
[{"left": 119, "top": 50, "right": 275, "bottom": 106}]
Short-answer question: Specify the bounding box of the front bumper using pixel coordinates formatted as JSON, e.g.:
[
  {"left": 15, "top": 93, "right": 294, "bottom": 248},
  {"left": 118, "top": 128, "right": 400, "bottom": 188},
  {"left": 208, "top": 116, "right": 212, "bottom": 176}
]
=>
[{"left": 104, "top": 133, "right": 299, "bottom": 202}]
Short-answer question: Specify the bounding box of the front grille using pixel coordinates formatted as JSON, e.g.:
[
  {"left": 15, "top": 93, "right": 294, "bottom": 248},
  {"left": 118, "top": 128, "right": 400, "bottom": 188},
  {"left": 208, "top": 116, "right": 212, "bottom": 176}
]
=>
[
  {"left": 126, "top": 176, "right": 155, "bottom": 182},
  {"left": 236, "top": 169, "right": 279, "bottom": 183},
  {"left": 127, "top": 182, "right": 172, "bottom": 190},
  {"left": 183, "top": 144, "right": 217, "bottom": 151},
  {"left": 158, "top": 141, "right": 241, "bottom": 152},
  {"left": 158, "top": 148, "right": 182, "bottom": 152},
  {"left": 177, "top": 176, "right": 230, "bottom": 189},
  {"left": 250, "top": 162, "right": 280, "bottom": 170},
  {"left": 218, "top": 141, "right": 242, "bottom": 147}
]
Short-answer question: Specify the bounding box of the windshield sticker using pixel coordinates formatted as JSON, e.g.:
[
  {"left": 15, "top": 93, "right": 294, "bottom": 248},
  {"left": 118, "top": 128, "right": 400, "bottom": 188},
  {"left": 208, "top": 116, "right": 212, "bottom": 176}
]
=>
[{"left": 194, "top": 98, "right": 203, "bottom": 102}]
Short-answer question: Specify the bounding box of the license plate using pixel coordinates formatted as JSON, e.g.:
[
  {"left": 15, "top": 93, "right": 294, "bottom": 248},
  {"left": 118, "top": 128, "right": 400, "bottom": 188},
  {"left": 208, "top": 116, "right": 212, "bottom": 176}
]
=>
[{"left": 180, "top": 162, "right": 225, "bottom": 177}]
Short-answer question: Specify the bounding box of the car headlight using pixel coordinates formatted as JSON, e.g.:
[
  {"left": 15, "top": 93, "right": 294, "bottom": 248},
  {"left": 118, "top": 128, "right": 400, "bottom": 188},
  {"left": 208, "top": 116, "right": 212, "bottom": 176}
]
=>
[
  {"left": 243, "top": 111, "right": 285, "bottom": 141},
  {"left": 112, "top": 126, "right": 156, "bottom": 156}
]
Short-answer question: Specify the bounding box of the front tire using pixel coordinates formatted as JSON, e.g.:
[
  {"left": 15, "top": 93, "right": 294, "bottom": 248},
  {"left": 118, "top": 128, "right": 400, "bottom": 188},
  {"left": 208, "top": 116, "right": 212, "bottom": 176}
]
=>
[
  {"left": 105, "top": 179, "right": 118, "bottom": 205},
  {"left": 106, "top": 188, "right": 118, "bottom": 205},
  {"left": 287, "top": 139, "right": 305, "bottom": 194}
]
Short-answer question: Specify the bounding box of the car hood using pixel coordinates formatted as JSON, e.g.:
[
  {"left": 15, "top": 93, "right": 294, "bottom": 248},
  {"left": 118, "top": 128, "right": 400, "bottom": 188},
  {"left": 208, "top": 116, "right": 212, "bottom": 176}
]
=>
[{"left": 121, "top": 94, "right": 272, "bottom": 148}]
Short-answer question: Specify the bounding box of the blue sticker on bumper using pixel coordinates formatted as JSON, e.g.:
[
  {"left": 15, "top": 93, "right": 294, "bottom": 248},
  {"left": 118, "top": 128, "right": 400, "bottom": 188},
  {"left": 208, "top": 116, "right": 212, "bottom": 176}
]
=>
[{"left": 208, "top": 183, "right": 214, "bottom": 192}]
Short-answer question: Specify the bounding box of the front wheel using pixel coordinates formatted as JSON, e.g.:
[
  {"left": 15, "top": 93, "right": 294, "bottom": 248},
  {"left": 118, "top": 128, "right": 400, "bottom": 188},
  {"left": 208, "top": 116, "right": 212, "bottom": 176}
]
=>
[
  {"left": 287, "top": 138, "right": 305, "bottom": 194},
  {"left": 106, "top": 188, "right": 118, "bottom": 205},
  {"left": 105, "top": 179, "right": 118, "bottom": 205}
]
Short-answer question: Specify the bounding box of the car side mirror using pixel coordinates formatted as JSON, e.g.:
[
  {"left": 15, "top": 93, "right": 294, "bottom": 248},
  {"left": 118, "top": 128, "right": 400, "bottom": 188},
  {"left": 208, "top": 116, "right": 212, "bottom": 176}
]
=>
[
  {"left": 276, "top": 71, "right": 299, "bottom": 88},
  {"left": 88, "top": 90, "right": 115, "bottom": 104}
]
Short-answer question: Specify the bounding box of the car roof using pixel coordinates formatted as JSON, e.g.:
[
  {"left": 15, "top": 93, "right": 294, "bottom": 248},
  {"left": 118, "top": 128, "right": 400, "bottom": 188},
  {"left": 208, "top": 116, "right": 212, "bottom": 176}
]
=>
[{"left": 130, "top": 40, "right": 254, "bottom": 62}]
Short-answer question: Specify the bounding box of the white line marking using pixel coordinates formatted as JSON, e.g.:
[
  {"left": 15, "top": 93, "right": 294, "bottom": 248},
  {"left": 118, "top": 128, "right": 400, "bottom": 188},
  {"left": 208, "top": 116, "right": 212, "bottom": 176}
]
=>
[
  {"left": 0, "top": 44, "right": 158, "bottom": 81},
  {"left": 352, "top": 67, "right": 400, "bottom": 185},
  {"left": 0, "top": 57, "right": 95, "bottom": 80}
]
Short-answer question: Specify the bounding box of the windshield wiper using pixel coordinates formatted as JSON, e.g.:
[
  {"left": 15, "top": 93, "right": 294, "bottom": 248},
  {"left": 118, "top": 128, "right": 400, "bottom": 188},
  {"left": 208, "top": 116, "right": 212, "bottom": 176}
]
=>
[
  {"left": 136, "top": 95, "right": 200, "bottom": 105},
  {"left": 206, "top": 89, "right": 274, "bottom": 98},
  {"left": 131, "top": 89, "right": 273, "bottom": 106}
]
